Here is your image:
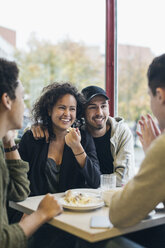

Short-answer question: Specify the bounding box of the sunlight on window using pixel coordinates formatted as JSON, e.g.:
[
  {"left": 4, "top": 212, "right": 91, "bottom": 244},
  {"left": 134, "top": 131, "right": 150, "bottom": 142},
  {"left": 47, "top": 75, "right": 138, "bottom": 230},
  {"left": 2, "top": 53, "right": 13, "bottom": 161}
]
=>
[{"left": 0, "top": 0, "right": 105, "bottom": 107}]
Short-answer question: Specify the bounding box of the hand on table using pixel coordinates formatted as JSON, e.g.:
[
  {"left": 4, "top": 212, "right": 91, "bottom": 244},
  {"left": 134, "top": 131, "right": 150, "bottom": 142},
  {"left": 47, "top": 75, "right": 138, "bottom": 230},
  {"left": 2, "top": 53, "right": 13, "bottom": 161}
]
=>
[
  {"left": 19, "top": 193, "right": 63, "bottom": 238},
  {"left": 37, "top": 193, "right": 63, "bottom": 221}
]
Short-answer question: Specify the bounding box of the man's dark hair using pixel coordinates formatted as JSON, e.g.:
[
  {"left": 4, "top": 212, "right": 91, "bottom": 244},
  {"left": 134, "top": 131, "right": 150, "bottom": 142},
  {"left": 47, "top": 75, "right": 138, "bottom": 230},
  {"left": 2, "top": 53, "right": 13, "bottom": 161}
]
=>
[
  {"left": 148, "top": 54, "right": 165, "bottom": 95},
  {"left": 0, "top": 58, "right": 19, "bottom": 100},
  {"left": 32, "top": 82, "right": 85, "bottom": 140}
]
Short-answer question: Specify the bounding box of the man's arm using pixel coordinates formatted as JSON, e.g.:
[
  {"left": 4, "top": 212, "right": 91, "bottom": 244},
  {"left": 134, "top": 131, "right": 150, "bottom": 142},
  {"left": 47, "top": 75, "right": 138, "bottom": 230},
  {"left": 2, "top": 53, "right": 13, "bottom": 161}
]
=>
[
  {"left": 0, "top": 193, "right": 62, "bottom": 248},
  {"left": 3, "top": 130, "right": 22, "bottom": 160},
  {"left": 19, "top": 194, "right": 62, "bottom": 237},
  {"left": 2, "top": 131, "right": 30, "bottom": 201},
  {"left": 0, "top": 132, "right": 63, "bottom": 247},
  {"left": 113, "top": 124, "right": 135, "bottom": 186},
  {"left": 31, "top": 124, "right": 49, "bottom": 143},
  {"left": 109, "top": 133, "right": 165, "bottom": 227}
]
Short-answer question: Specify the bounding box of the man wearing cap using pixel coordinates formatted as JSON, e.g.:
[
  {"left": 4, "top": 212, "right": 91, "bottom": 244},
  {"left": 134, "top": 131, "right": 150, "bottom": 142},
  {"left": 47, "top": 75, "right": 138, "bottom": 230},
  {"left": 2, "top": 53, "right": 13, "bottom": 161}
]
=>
[{"left": 82, "top": 85, "right": 135, "bottom": 186}]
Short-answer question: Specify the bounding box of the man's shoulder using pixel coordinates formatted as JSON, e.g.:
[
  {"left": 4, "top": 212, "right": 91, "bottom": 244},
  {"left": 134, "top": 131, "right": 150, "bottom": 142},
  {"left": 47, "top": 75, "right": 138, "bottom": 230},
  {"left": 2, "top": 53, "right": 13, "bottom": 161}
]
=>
[
  {"left": 143, "top": 133, "right": 165, "bottom": 164},
  {"left": 151, "top": 132, "right": 165, "bottom": 150},
  {"left": 107, "top": 116, "right": 130, "bottom": 132},
  {"left": 80, "top": 125, "right": 92, "bottom": 137},
  {"left": 107, "top": 116, "right": 124, "bottom": 125},
  {"left": 142, "top": 133, "right": 165, "bottom": 171},
  {"left": 80, "top": 125, "right": 95, "bottom": 144}
]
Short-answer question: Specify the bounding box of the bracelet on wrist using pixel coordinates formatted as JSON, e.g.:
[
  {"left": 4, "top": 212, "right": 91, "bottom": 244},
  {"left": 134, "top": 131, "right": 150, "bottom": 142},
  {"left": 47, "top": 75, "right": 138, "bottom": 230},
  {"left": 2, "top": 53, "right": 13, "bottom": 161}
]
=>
[
  {"left": 74, "top": 151, "right": 85, "bottom": 157},
  {"left": 4, "top": 144, "right": 19, "bottom": 153}
]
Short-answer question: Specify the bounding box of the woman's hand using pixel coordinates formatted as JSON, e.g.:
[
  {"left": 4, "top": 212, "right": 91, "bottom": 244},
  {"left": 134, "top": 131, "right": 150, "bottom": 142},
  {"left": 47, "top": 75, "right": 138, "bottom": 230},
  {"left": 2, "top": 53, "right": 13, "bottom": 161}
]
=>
[
  {"left": 65, "top": 127, "right": 81, "bottom": 150},
  {"left": 65, "top": 128, "right": 86, "bottom": 168}
]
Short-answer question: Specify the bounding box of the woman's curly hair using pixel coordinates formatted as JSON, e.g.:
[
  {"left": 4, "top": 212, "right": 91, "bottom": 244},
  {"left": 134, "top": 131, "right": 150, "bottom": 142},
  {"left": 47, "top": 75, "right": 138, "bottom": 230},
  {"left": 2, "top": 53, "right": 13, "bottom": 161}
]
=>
[{"left": 32, "top": 82, "right": 85, "bottom": 140}]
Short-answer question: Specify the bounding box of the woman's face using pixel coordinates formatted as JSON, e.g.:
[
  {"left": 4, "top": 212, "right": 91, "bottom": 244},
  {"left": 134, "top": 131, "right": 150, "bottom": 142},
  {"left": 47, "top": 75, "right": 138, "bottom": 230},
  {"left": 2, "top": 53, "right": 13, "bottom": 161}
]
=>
[{"left": 50, "top": 94, "right": 77, "bottom": 132}]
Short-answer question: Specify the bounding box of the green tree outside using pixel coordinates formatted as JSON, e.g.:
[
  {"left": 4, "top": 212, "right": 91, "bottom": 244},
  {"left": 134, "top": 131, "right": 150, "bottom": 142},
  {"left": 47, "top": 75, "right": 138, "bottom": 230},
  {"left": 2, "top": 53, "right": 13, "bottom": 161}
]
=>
[{"left": 14, "top": 35, "right": 105, "bottom": 109}]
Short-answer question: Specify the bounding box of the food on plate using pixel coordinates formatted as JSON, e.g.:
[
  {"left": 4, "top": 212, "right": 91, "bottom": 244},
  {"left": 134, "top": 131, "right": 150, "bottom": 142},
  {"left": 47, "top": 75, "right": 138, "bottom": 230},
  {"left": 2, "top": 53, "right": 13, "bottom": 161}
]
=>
[
  {"left": 64, "top": 190, "right": 95, "bottom": 205},
  {"left": 59, "top": 189, "right": 105, "bottom": 210}
]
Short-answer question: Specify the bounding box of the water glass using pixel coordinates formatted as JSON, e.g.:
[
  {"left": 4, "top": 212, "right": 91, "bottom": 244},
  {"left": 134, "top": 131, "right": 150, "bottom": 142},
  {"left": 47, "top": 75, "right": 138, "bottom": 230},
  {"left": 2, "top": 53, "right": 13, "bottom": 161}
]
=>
[{"left": 100, "top": 174, "right": 116, "bottom": 190}]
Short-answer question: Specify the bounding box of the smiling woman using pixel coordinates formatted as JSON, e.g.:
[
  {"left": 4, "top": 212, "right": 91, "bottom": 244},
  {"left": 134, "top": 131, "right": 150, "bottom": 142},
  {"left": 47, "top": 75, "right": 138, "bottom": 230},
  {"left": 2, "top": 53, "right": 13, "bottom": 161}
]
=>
[
  {"left": 17, "top": 82, "right": 101, "bottom": 197},
  {"left": 48, "top": 94, "right": 77, "bottom": 135},
  {"left": 31, "top": 82, "right": 84, "bottom": 140}
]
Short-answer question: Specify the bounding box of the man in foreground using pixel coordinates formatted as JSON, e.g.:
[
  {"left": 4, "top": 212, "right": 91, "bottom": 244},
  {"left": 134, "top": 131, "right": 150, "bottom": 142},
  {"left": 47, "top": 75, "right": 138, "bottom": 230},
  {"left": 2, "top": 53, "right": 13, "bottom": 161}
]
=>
[
  {"left": 0, "top": 58, "right": 62, "bottom": 248},
  {"left": 107, "top": 53, "right": 165, "bottom": 247}
]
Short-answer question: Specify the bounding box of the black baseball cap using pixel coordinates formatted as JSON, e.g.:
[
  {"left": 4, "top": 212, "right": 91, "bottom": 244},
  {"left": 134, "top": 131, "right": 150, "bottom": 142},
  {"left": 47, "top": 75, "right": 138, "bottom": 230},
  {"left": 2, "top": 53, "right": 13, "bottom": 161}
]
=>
[{"left": 81, "top": 85, "right": 109, "bottom": 103}]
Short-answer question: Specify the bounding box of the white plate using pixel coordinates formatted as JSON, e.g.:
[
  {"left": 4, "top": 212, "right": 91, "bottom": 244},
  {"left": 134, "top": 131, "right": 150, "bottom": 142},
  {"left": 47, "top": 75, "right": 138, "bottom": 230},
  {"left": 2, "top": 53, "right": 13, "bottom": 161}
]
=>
[
  {"left": 58, "top": 189, "right": 104, "bottom": 211},
  {"left": 65, "top": 188, "right": 101, "bottom": 196}
]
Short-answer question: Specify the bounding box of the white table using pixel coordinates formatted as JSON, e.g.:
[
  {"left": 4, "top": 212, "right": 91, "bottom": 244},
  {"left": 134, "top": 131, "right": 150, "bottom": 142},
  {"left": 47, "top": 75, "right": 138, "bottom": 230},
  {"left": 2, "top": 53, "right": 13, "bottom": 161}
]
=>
[{"left": 9, "top": 193, "right": 165, "bottom": 243}]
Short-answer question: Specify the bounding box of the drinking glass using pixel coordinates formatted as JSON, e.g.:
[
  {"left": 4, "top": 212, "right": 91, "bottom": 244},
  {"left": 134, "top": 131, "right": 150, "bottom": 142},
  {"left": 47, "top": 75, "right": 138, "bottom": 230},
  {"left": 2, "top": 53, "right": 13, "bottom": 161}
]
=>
[{"left": 100, "top": 174, "right": 116, "bottom": 190}]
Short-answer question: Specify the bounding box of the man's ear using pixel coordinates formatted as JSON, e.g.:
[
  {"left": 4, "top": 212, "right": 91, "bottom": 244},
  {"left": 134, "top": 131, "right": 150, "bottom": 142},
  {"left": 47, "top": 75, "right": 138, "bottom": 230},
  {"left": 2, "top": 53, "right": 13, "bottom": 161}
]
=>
[{"left": 1, "top": 93, "right": 12, "bottom": 110}]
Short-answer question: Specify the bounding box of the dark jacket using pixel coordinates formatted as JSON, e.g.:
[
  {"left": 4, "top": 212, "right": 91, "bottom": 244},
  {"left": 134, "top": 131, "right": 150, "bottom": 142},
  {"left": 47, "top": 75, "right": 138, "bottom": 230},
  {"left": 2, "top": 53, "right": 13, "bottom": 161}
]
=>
[{"left": 19, "top": 129, "right": 101, "bottom": 196}]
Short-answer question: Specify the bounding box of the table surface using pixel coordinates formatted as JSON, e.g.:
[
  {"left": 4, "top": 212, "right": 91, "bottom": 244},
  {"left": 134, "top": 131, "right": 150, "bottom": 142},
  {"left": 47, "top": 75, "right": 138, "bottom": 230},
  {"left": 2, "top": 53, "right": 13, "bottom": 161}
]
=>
[{"left": 9, "top": 192, "right": 165, "bottom": 243}]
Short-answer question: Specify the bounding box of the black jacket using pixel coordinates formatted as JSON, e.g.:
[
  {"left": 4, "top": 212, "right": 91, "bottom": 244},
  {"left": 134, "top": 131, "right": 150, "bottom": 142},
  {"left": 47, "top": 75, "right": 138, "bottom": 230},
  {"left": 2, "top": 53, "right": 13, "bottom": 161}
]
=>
[{"left": 19, "top": 129, "right": 101, "bottom": 196}]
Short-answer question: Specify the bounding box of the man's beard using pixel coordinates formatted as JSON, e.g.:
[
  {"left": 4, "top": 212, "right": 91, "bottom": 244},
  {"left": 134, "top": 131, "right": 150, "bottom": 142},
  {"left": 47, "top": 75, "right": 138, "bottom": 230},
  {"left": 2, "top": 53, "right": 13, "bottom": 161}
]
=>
[{"left": 86, "top": 120, "right": 105, "bottom": 130}]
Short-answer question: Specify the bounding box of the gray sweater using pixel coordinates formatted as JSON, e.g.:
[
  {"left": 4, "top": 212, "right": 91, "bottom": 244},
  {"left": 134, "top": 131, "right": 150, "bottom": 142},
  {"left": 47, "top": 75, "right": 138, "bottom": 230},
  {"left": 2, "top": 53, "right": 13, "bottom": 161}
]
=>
[{"left": 0, "top": 147, "right": 30, "bottom": 248}]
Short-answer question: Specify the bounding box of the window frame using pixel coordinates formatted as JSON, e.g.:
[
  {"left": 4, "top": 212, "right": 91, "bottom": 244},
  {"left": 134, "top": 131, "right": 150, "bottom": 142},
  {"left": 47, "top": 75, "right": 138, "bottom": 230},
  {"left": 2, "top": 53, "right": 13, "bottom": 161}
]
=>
[{"left": 106, "top": 0, "right": 117, "bottom": 116}]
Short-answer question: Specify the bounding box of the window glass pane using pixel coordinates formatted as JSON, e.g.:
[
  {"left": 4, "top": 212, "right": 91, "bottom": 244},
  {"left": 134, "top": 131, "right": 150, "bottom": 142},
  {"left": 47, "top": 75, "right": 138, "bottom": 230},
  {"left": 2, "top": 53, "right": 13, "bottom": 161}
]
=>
[
  {"left": 0, "top": 0, "right": 105, "bottom": 107},
  {"left": 117, "top": 0, "right": 165, "bottom": 169}
]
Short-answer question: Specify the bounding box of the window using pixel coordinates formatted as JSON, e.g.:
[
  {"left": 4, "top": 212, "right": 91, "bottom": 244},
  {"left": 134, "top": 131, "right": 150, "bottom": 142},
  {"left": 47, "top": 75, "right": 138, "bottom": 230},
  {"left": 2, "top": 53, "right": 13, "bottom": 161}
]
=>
[{"left": 0, "top": 0, "right": 105, "bottom": 106}]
